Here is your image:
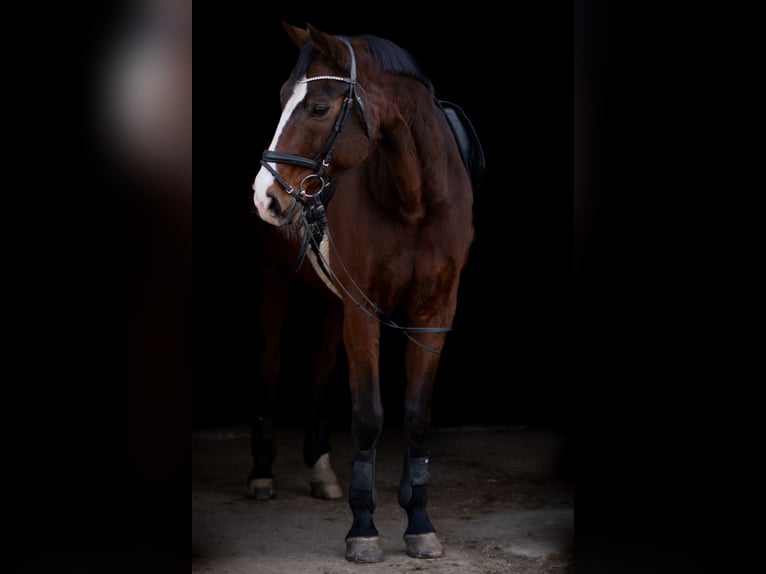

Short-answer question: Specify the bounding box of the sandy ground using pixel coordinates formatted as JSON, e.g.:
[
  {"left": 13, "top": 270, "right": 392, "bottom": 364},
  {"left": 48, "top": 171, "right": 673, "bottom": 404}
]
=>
[{"left": 192, "top": 425, "right": 573, "bottom": 573}]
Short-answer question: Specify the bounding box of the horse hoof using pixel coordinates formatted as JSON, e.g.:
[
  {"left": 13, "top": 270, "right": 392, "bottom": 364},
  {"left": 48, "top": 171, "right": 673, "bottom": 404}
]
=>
[
  {"left": 247, "top": 478, "right": 275, "bottom": 500},
  {"left": 404, "top": 533, "right": 444, "bottom": 559},
  {"left": 310, "top": 453, "right": 343, "bottom": 499},
  {"left": 345, "top": 537, "right": 384, "bottom": 563}
]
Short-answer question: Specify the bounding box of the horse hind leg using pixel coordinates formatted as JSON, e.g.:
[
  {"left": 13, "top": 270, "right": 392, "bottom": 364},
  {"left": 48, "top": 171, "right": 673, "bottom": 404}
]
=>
[
  {"left": 247, "top": 263, "right": 289, "bottom": 500},
  {"left": 302, "top": 295, "right": 344, "bottom": 500},
  {"left": 303, "top": 414, "right": 342, "bottom": 499},
  {"left": 248, "top": 415, "right": 276, "bottom": 500}
]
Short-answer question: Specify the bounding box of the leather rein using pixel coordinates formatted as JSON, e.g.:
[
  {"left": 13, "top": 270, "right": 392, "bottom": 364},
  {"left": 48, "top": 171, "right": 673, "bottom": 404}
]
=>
[{"left": 260, "top": 38, "right": 451, "bottom": 354}]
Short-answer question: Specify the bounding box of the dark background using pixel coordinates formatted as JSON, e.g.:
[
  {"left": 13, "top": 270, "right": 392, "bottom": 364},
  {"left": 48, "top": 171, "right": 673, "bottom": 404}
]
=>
[
  {"left": 195, "top": 5, "right": 576, "bottom": 433},
  {"left": 3, "top": 2, "right": 735, "bottom": 572}
]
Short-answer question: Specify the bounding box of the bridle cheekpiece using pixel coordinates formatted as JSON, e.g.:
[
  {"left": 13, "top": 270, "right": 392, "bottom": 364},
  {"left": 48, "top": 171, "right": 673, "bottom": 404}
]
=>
[{"left": 259, "top": 37, "right": 371, "bottom": 219}]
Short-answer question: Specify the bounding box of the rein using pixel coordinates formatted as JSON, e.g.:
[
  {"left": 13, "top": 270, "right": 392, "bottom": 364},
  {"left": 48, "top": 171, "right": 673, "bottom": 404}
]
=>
[
  {"left": 261, "top": 38, "right": 451, "bottom": 355},
  {"left": 298, "top": 198, "right": 451, "bottom": 355}
]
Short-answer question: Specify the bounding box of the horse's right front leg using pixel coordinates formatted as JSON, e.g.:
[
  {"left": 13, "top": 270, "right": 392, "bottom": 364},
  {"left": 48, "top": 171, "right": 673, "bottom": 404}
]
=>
[{"left": 343, "top": 309, "right": 385, "bottom": 563}]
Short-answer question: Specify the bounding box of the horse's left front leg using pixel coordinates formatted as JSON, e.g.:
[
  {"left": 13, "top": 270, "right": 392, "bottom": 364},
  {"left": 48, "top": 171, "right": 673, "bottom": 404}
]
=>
[
  {"left": 397, "top": 282, "right": 460, "bottom": 559},
  {"left": 398, "top": 340, "right": 445, "bottom": 559}
]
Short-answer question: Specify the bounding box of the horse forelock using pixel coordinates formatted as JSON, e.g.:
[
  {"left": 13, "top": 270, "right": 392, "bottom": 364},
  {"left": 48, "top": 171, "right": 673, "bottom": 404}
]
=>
[{"left": 285, "top": 43, "right": 317, "bottom": 92}]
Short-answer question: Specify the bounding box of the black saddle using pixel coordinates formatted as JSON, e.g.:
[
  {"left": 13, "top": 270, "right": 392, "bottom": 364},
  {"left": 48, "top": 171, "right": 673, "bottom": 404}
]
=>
[{"left": 439, "top": 100, "right": 486, "bottom": 192}]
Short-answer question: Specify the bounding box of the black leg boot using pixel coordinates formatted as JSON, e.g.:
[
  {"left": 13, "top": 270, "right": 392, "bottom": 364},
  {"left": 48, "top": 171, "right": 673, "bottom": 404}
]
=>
[
  {"left": 398, "top": 444, "right": 443, "bottom": 558},
  {"left": 247, "top": 416, "right": 276, "bottom": 500},
  {"left": 345, "top": 448, "right": 383, "bottom": 562}
]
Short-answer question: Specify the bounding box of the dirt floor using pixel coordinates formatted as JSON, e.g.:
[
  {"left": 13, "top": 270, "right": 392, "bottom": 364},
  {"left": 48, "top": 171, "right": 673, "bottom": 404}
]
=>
[{"left": 192, "top": 425, "right": 573, "bottom": 574}]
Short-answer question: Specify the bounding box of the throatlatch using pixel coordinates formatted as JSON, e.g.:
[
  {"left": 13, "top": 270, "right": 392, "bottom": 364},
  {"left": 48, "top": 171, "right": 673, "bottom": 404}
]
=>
[
  {"left": 398, "top": 444, "right": 436, "bottom": 536},
  {"left": 346, "top": 448, "right": 379, "bottom": 539}
]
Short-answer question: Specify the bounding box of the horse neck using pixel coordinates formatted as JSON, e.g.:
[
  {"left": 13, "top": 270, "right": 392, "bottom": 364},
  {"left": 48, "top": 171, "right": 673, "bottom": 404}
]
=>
[{"left": 366, "top": 80, "right": 449, "bottom": 220}]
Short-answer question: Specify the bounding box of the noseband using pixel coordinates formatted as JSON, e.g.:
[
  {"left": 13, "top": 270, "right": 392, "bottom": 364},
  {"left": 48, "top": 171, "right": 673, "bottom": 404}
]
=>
[{"left": 259, "top": 37, "right": 372, "bottom": 218}]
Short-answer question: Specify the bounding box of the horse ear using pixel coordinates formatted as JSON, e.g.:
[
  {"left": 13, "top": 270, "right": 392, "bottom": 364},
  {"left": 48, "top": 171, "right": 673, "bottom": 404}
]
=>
[
  {"left": 282, "top": 21, "right": 310, "bottom": 48},
  {"left": 306, "top": 23, "right": 349, "bottom": 68}
]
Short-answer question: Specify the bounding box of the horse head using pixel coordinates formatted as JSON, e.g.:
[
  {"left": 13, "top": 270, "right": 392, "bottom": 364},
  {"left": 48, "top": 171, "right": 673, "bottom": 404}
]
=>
[{"left": 253, "top": 23, "right": 378, "bottom": 227}]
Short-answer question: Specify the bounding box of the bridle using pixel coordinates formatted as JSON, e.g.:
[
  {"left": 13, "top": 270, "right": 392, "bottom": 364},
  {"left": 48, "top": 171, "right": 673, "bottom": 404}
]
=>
[
  {"left": 259, "top": 38, "right": 451, "bottom": 354},
  {"left": 259, "top": 37, "right": 372, "bottom": 223}
]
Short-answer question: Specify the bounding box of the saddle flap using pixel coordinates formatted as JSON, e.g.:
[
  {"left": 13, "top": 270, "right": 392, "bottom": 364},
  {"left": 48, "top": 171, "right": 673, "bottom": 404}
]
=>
[{"left": 440, "top": 100, "right": 486, "bottom": 192}]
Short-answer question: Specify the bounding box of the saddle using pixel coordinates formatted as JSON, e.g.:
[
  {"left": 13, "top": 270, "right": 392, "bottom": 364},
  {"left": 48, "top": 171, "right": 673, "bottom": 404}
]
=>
[{"left": 439, "top": 100, "right": 486, "bottom": 192}]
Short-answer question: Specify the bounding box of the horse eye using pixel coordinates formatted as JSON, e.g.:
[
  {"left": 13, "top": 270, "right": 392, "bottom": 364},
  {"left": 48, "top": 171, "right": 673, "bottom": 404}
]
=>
[{"left": 310, "top": 103, "right": 330, "bottom": 117}]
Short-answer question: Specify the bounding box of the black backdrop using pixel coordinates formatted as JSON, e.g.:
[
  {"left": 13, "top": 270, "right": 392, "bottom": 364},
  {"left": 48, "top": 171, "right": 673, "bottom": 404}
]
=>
[
  {"left": 196, "top": 5, "right": 575, "bottom": 431},
  {"left": 5, "top": 4, "right": 732, "bottom": 571}
]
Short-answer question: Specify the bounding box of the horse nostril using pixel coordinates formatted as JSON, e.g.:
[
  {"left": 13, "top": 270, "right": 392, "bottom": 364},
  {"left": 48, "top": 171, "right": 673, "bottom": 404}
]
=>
[{"left": 266, "top": 193, "right": 281, "bottom": 217}]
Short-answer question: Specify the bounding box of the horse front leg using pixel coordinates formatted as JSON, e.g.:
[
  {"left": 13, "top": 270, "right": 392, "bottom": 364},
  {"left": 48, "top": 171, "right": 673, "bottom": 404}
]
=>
[
  {"left": 343, "top": 309, "right": 385, "bottom": 563},
  {"left": 302, "top": 296, "right": 344, "bottom": 499},
  {"left": 398, "top": 343, "right": 443, "bottom": 558},
  {"left": 397, "top": 285, "right": 459, "bottom": 558},
  {"left": 397, "top": 342, "right": 444, "bottom": 558}
]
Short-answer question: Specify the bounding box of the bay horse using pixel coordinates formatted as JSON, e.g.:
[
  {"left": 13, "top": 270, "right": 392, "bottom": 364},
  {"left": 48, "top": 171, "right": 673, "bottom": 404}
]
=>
[{"left": 251, "top": 22, "right": 482, "bottom": 563}]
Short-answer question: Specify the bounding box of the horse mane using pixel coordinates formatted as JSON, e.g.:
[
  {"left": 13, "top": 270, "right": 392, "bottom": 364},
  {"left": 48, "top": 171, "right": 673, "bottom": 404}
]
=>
[
  {"left": 361, "top": 35, "right": 433, "bottom": 92},
  {"left": 288, "top": 35, "right": 433, "bottom": 93}
]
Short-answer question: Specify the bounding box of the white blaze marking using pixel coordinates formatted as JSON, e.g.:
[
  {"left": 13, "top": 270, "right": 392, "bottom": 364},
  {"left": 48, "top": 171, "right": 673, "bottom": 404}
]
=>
[{"left": 253, "top": 77, "right": 308, "bottom": 223}]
